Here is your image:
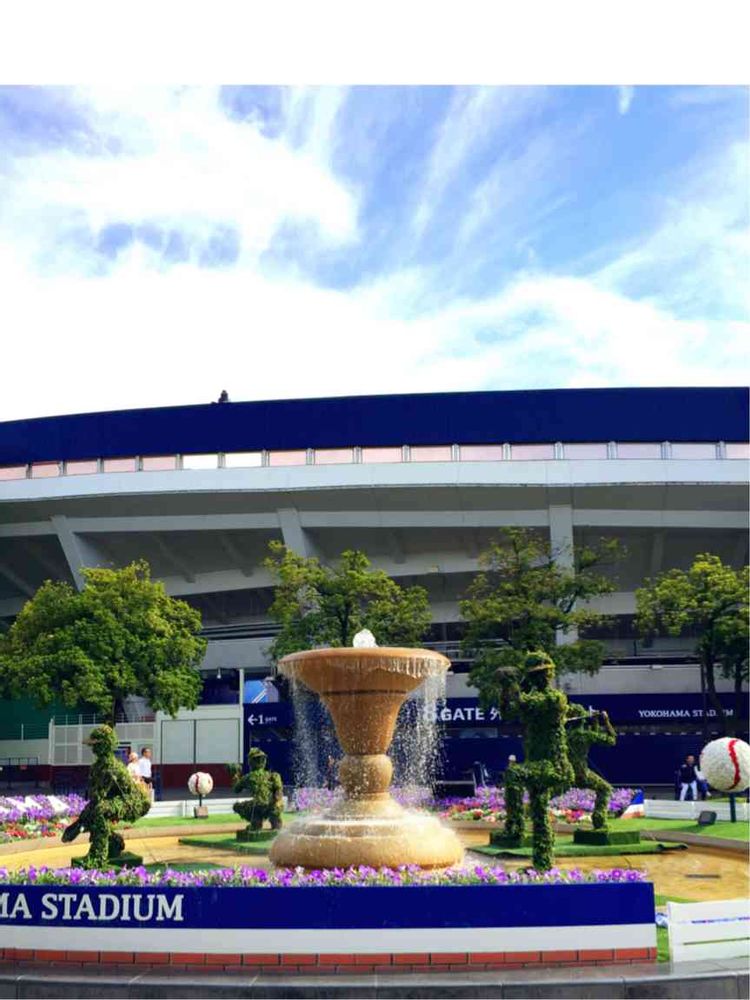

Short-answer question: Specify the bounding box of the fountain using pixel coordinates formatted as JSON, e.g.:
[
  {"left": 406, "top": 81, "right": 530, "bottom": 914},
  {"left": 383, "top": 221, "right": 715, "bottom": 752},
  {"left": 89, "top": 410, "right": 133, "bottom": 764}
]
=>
[{"left": 269, "top": 633, "right": 464, "bottom": 869}]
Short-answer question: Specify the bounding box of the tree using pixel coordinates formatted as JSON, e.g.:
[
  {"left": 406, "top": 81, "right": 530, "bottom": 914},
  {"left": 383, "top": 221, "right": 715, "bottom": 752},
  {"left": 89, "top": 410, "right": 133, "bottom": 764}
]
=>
[
  {"left": 0, "top": 560, "right": 206, "bottom": 725},
  {"left": 460, "top": 527, "right": 621, "bottom": 711},
  {"left": 264, "top": 543, "right": 432, "bottom": 660},
  {"left": 636, "top": 554, "right": 748, "bottom": 736}
]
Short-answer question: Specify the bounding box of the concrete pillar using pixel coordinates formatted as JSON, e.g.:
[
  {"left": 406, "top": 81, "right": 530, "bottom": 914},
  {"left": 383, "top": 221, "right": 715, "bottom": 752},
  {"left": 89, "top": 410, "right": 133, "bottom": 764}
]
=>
[
  {"left": 51, "top": 515, "right": 106, "bottom": 590},
  {"left": 548, "top": 502, "right": 576, "bottom": 645},
  {"left": 277, "top": 508, "right": 318, "bottom": 559}
]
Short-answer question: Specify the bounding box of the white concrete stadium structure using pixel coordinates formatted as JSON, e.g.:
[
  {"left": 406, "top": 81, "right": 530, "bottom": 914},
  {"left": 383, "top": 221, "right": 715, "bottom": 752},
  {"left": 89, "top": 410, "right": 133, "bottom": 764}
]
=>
[{"left": 0, "top": 387, "right": 747, "bottom": 789}]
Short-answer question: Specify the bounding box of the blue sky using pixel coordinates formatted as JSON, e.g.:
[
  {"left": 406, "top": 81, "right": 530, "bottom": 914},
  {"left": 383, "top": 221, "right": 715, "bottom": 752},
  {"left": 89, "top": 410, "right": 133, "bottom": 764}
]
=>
[{"left": 0, "top": 85, "right": 747, "bottom": 419}]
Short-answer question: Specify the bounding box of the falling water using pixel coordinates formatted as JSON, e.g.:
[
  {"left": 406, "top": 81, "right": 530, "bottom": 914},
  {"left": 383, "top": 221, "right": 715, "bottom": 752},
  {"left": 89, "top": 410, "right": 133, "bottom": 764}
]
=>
[
  {"left": 289, "top": 678, "right": 337, "bottom": 790},
  {"left": 391, "top": 672, "right": 446, "bottom": 793}
]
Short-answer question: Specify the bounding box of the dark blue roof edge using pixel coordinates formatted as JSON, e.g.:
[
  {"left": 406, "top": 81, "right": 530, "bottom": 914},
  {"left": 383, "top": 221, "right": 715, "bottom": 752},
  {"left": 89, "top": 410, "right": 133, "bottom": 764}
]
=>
[{"left": 0, "top": 386, "right": 747, "bottom": 465}]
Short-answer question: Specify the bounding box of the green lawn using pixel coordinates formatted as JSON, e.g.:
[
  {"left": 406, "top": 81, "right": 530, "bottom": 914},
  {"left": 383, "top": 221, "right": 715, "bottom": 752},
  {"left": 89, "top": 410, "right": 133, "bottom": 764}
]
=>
[
  {"left": 608, "top": 817, "right": 750, "bottom": 842},
  {"left": 123, "top": 811, "right": 296, "bottom": 829},
  {"left": 178, "top": 832, "right": 278, "bottom": 854}
]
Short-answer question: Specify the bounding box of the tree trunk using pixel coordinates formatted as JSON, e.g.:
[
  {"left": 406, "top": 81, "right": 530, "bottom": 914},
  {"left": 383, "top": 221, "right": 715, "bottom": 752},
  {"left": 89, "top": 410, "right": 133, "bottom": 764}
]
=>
[
  {"left": 731, "top": 666, "right": 744, "bottom": 738},
  {"left": 703, "top": 657, "right": 727, "bottom": 736},
  {"left": 110, "top": 697, "right": 122, "bottom": 730}
]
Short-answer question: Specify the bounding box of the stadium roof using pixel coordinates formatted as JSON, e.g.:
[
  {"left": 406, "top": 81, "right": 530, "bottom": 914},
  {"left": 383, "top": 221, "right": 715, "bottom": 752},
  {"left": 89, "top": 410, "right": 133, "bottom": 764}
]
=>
[{"left": 0, "top": 386, "right": 747, "bottom": 465}]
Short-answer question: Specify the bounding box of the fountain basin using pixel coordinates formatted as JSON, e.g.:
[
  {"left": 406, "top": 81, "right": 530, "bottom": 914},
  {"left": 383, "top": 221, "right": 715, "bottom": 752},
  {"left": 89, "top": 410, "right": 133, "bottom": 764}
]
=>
[{"left": 270, "top": 646, "right": 464, "bottom": 869}]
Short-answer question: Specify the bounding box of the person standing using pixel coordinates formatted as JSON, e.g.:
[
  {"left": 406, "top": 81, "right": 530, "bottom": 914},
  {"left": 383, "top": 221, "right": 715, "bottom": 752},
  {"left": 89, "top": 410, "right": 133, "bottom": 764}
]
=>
[
  {"left": 678, "top": 754, "right": 699, "bottom": 801},
  {"left": 126, "top": 751, "right": 144, "bottom": 787},
  {"left": 138, "top": 746, "right": 154, "bottom": 800}
]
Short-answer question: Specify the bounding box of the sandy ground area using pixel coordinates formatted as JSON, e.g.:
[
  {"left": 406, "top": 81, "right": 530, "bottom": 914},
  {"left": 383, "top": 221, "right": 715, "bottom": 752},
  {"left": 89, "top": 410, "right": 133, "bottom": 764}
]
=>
[{"left": 2, "top": 828, "right": 746, "bottom": 903}]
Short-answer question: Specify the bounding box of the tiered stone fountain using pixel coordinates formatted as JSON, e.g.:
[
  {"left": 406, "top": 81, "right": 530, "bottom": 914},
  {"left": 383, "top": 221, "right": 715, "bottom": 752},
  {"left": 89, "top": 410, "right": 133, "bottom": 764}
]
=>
[{"left": 269, "top": 634, "right": 464, "bottom": 869}]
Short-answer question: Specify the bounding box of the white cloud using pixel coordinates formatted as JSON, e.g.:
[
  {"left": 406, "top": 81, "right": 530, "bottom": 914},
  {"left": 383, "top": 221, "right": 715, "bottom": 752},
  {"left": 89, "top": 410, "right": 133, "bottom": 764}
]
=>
[
  {"left": 617, "top": 86, "right": 634, "bottom": 115},
  {"left": 0, "top": 87, "right": 746, "bottom": 423},
  {"left": 410, "top": 87, "right": 545, "bottom": 239}
]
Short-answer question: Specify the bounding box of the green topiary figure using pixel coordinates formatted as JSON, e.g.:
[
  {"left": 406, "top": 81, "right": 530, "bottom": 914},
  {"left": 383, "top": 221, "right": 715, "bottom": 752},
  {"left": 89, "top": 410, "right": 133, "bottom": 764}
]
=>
[
  {"left": 62, "top": 725, "right": 151, "bottom": 868},
  {"left": 566, "top": 704, "right": 617, "bottom": 830},
  {"left": 231, "top": 747, "right": 283, "bottom": 840},
  {"left": 503, "top": 652, "right": 575, "bottom": 870}
]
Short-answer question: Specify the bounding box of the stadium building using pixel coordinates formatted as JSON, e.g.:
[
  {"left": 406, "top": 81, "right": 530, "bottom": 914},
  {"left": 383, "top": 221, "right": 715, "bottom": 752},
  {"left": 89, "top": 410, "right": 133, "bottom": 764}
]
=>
[{"left": 0, "top": 386, "right": 747, "bottom": 792}]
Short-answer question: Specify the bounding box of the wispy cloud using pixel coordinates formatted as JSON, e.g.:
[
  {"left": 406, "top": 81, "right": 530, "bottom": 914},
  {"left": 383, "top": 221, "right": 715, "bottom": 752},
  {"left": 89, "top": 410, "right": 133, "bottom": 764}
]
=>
[
  {"left": 617, "top": 86, "right": 634, "bottom": 115},
  {"left": 0, "top": 85, "right": 747, "bottom": 421}
]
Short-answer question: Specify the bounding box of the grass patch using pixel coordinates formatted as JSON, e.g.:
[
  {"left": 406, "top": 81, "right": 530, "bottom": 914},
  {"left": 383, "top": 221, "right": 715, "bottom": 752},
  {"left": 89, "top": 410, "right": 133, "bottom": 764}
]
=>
[
  {"left": 178, "top": 832, "right": 278, "bottom": 855},
  {"left": 474, "top": 838, "right": 686, "bottom": 859},
  {"left": 143, "top": 862, "right": 228, "bottom": 873},
  {"left": 609, "top": 817, "right": 750, "bottom": 842},
  {"left": 124, "top": 811, "right": 296, "bottom": 829}
]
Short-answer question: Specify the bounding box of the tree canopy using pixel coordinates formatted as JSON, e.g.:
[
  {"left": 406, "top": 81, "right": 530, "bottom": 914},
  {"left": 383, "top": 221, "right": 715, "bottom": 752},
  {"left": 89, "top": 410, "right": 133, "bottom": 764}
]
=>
[
  {"left": 0, "top": 560, "right": 206, "bottom": 724},
  {"left": 264, "top": 542, "right": 432, "bottom": 660},
  {"left": 636, "top": 553, "right": 748, "bottom": 735},
  {"left": 460, "top": 527, "right": 621, "bottom": 713}
]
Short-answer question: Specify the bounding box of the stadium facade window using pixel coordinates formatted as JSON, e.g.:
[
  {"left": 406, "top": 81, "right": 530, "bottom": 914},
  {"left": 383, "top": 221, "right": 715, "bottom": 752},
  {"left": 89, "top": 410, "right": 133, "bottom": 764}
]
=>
[
  {"left": 30, "top": 462, "right": 60, "bottom": 478},
  {"left": 315, "top": 448, "right": 354, "bottom": 465},
  {"left": 0, "top": 465, "right": 27, "bottom": 480},
  {"left": 224, "top": 452, "right": 263, "bottom": 468},
  {"left": 182, "top": 453, "right": 220, "bottom": 470},
  {"left": 141, "top": 455, "right": 178, "bottom": 471},
  {"left": 670, "top": 443, "right": 717, "bottom": 459},
  {"left": 361, "top": 447, "right": 403, "bottom": 464},
  {"left": 562, "top": 443, "right": 608, "bottom": 459},
  {"left": 102, "top": 457, "right": 137, "bottom": 473},
  {"left": 459, "top": 445, "right": 505, "bottom": 462},
  {"left": 410, "top": 445, "right": 453, "bottom": 462},
  {"left": 65, "top": 460, "right": 98, "bottom": 476},
  {"left": 510, "top": 444, "right": 555, "bottom": 460},
  {"left": 726, "top": 442, "right": 750, "bottom": 459},
  {"left": 268, "top": 450, "right": 307, "bottom": 466},
  {"left": 616, "top": 443, "right": 662, "bottom": 459}
]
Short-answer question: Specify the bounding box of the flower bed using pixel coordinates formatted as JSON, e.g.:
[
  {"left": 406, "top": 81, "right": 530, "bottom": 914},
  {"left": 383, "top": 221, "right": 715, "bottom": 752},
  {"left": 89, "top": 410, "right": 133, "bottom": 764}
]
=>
[
  {"left": 440, "top": 786, "right": 636, "bottom": 825},
  {"left": 291, "top": 785, "right": 434, "bottom": 813},
  {"left": 0, "top": 863, "right": 647, "bottom": 887},
  {"left": 0, "top": 795, "right": 85, "bottom": 844},
  {"left": 0, "top": 863, "right": 656, "bottom": 974}
]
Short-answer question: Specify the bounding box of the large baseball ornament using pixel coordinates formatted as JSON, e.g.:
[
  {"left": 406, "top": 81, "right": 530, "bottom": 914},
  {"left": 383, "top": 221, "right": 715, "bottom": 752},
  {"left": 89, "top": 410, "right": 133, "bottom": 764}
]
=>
[
  {"left": 699, "top": 738, "right": 750, "bottom": 794},
  {"left": 188, "top": 771, "right": 214, "bottom": 797}
]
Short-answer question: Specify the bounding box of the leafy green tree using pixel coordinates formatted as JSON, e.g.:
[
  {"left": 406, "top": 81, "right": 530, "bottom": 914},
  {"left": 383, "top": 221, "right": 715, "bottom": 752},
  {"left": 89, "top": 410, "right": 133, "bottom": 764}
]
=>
[
  {"left": 460, "top": 527, "right": 621, "bottom": 711},
  {"left": 264, "top": 542, "right": 432, "bottom": 660},
  {"left": 636, "top": 554, "right": 748, "bottom": 735},
  {"left": 0, "top": 560, "right": 206, "bottom": 725}
]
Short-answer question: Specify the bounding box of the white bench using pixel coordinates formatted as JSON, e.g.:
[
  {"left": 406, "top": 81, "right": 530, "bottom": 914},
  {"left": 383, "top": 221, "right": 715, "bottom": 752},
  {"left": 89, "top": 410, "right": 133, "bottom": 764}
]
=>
[{"left": 667, "top": 898, "right": 750, "bottom": 963}]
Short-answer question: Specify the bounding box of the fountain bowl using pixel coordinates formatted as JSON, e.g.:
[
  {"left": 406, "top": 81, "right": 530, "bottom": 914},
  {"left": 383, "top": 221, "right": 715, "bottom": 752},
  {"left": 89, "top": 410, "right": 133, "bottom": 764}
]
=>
[{"left": 269, "top": 646, "right": 464, "bottom": 869}]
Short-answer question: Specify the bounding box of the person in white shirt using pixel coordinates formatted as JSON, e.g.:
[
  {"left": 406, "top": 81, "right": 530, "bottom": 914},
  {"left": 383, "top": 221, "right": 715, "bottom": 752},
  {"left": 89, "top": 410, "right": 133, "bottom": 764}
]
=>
[
  {"left": 126, "top": 751, "right": 144, "bottom": 786},
  {"left": 138, "top": 747, "right": 154, "bottom": 800}
]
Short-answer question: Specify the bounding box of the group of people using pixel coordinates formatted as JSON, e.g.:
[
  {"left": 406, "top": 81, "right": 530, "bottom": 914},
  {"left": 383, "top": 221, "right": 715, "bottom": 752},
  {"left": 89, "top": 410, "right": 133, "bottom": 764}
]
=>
[{"left": 126, "top": 746, "right": 154, "bottom": 800}]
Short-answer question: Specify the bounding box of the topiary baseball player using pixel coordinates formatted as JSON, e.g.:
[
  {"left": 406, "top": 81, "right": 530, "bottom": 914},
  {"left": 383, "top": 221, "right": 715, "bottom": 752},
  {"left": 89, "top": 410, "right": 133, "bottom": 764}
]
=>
[
  {"left": 566, "top": 704, "right": 617, "bottom": 830},
  {"left": 231, "top": 747, "right": 284, "bottom": 840},
  {"left": 62, "top": 725, "right": 151, "bottom": 868},
  {"left": 502, "top": 651, "right": 575, "bottom": 870}
]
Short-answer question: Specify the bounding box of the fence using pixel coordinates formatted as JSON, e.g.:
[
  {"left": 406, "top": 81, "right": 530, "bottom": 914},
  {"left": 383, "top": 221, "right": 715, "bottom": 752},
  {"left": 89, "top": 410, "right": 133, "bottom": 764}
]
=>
[
  {"left": 668, "top": 899, "right": 750, "bottom": 963},
  {"left": 645, "top": 798, "right": 749, "bottom": 822}
]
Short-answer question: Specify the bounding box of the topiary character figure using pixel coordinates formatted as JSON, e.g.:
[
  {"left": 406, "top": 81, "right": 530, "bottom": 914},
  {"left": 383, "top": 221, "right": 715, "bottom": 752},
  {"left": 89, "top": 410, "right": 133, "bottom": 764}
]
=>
[
  {"left": 62, "top": 725, "right": 151, "bottom": 868},
  {"left": 232, "top": 747, "right": 283, "bottom": 838},
  {"left": 566, "top": 704, "right": 617, "bottom": 830},
  {"left": 502, "top": 651, "right": 575, "bottom": 871}
]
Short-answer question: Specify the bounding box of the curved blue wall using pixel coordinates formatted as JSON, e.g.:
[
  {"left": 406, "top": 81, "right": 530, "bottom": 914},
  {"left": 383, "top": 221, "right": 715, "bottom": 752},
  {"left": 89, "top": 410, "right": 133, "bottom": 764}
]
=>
[{"left": 0, "top": 387, "right": 747, "bottom": 464}]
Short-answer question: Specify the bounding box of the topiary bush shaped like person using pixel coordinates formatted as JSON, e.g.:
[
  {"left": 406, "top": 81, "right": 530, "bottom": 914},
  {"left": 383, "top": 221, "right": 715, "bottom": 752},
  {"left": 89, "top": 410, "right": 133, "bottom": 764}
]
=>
[
  {"left": 62, "top": 725, "right": 151, "bottom": 868},
  {"left": 566, "top": 704, "right": 617, "bottom": 830},
  {"left": 231, "top": 747, "right": 283, "bottom": 838},
  {"left": 503, "top": 651, "right": 575, "bottom": 871}
]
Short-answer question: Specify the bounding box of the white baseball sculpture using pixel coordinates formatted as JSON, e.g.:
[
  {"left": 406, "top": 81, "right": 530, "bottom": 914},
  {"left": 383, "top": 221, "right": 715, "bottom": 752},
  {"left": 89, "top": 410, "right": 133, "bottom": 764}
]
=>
[
  {"left": 188, "top": 771, "right": 214, "bottom": 800},
  {"left": 699, "top": 738, "right": 750, "bottom": 794}
]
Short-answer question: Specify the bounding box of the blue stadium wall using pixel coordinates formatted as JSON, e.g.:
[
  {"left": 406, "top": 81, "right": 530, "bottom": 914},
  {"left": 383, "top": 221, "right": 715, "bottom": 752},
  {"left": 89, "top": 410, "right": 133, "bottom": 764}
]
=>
[{"left": 1, "top": 386, "right": 748, "bottom": 464}]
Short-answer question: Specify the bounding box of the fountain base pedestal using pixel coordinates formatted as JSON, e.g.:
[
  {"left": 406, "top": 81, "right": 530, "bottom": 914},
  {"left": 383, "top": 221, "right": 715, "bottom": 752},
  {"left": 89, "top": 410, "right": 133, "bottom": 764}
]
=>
[{"left": 269, "top": 796, "right": 463, "bottom": 869}]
